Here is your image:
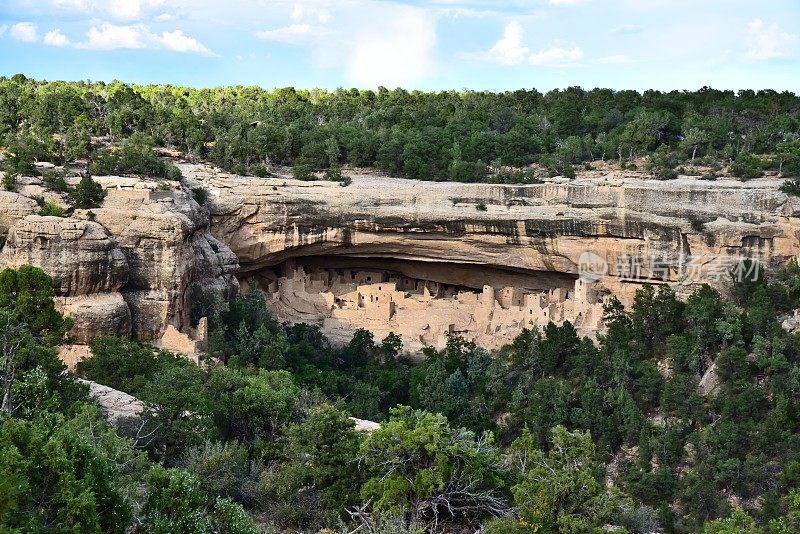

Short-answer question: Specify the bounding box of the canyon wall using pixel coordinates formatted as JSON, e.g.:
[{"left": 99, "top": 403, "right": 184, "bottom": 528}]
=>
[
  {"left": 0, "top": 175, "right": 239, "bottom": 351},
  {"left": 189, "top": 163, "right": 800, "bottom": 303},
  {"left": 1, "top": 162, "right": 798, "bottom": 355}
]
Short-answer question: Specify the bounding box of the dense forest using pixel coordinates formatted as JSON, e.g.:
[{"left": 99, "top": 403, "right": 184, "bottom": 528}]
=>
[
  {"left": 4, "top": 75, "right": 800, "bottom": 532},
  {"left": 3, "top": 259, "right": 800, "bottom": 532},
  {"left": 1, "top": 74, "right": 800, "bottom": 184}
]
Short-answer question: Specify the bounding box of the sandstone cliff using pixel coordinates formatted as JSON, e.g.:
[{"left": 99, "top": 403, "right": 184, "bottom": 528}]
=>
[
  {"left": 1, "top": 163, "right": 798, "bottom": 351},
  {"left": 185, "top": 163, "right": 800, "bottom": 304},
  {"left": 0, "top": 173, "right": 239, "bottom": 348}
]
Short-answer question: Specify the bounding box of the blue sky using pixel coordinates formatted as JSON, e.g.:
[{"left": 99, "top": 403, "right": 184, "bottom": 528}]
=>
[{"left": 0, "top": 0, "right": 798, "bottom": 91}]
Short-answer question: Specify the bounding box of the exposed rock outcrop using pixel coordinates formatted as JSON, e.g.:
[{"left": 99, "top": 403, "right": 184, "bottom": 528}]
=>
[
  {"left": 0, "top": 215, "right": 129, "bottom": 295},
  {"left": 0, "top": 190, "right": 38, "bottom": 239},
  {"left": 0, "top": 175, "right": 239, "bottom": 345},
  {"left": 2, "top": 161, "right": 799, "bottom": 352},
  {"left": 80, "top": 379, "right": 145, "bottom": 424},
  {"left": 188, "top": 163, "right": 800, "bottom": 306}
]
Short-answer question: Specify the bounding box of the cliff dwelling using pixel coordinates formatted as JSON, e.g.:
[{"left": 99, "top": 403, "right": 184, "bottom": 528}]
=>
[{"left": 239, "top": 256, "right": 608, "bottom": 351}]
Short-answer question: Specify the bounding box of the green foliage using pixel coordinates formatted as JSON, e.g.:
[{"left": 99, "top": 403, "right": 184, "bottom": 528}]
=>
[
  {"left": 139, "top": 365, "right": 214, "bottom": 464},
  {"left": 0, "top": 412, "right": 132, "bottom": 532},
  {"left": 780, "top": 178, "right": 800, "bottom": 196},
  {"left": 79, "top": 336, "right": 191, "bottom": 395},
  {"left": 511, "top": 426, "right": 631, "bottom": 532},
  {"left": 0, "top": 265, "right": 70, "bottom": 342},
  {"left": 648, "top": 144, "right": 680, "bottom": 179},
  {"left": 64, "top": 115, "right": 92, "bottom": 161},
  {"left": 359, "top": 405, "right": 510, "bottom": 525},
  {"left": 142, "top": 466, "right": 258, "bottom": 534},
  {"left": 731, "top": 152, "right": 764, "bottom": 180},
  {"left": 263, "top": 404, "right": 362, "bottom": 527},
  {"left": 0, "top": 78, "right": 796, "bottom": 187},
  {"left": 476, "top": 201, "right": 488, "bottom": 211},
  {"left": 292, "top": 163, "right": 314, "bottom": 180},
  {"left": 207, "top": 367, "right": 298, "bottom": 450},
  {"left": 70, "top": 174, "right": 105, "bottom": 208},
  {"left": 89, "top": 132, "right": 182, "bottom": 180},
  {"left": 192, "top": 186, "right": 209, "bottom": 205},
  {"left": 37, "top": 200, "right": 64, "bottom": 217},
  {"left": 2, "top": 171, "right": 16, "bottom": 191}
]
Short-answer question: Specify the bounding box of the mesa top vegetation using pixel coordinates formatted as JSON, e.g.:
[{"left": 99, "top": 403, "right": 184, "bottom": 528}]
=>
[{"left": 1, "top": 74, "right": 799, "bottom": 183}]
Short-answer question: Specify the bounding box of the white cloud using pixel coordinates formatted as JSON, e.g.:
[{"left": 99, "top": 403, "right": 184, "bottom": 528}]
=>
[
  {"left": 155, "top": 12, "right": 179, "bottom": 22},
  {"left": 79, "top": 23, "right": 214, "bottom": 54},
  {"left": 10, "top": 22, "right": 38, "bottom": 43},
  {"left": 255, "top": 23, "right": 321, "bottom": 44},
  {"left": 291, "top": 3, "right": 330, "bottom": 24},
  {"left": 347, "top": 6, "right": 436, "bottom": 88},
  {"left": 43, "top": 29, "right": 70, "bottom": 46},
  {"left": 52, "top": 0, "right": 90, "bottom": 9},
  {"left": 745, "top": 19, "right": 798, "bottom": 60},
  {"left": 51, "top": 0, "right": 168, "bottom": 21},
  {"left": 84, "top": 23, "right": 144, "bottom": 49},
  {"left": 597, "top": 54, "right": 633, "bottom": 64},
  {"left": 0, "top": 25, "right": 7, "bottom": 38},
  {"left": 157, "top": 29, "right": 213, "bottom": 54},
  {"left": 529, "top": 45, "right": 583, "bottom": 65},
  {"left": 480, "top": 21, "right": 529, "bottom": 65}
]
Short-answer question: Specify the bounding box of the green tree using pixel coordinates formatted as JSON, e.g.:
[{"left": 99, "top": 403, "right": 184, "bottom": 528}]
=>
[
  {"left": 359, "top": 406, "right": 511, "bottom": 526},
  {"left": 0, "top": 415, "right": 131, "bottom": 532},
  {"left": 70, "top": 174, "right": 105, "bottom": 208},
  {"left": 511, "top": 426, "right": 633, "bottom": 533},
  {"left": 142, "top": 466, "right": 258, "bottom": 534},
  {"left": 264, "top": 404, "right": 362, "bottom": 527}
]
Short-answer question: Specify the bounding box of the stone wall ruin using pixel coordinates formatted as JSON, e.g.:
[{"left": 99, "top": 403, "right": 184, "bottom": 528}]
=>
[{"left": 240, "top": 256, "right": 607, "bottom": 352}]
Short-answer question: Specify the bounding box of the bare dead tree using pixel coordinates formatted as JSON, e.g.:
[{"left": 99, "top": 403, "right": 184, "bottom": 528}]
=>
[{"left": 0, "top": 315, "right": 26, "bottom": 414}]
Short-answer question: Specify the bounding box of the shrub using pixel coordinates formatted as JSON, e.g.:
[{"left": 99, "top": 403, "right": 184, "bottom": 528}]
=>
[
  {"left": 2, "top": 171, "right": 17, "bottom": 191},
  {"left": 165, "top": 163, "right": 182, "bottom": 181},
  {"left": 292, "top": 163, "right": 314, "bottom": 181},
  {"left": 648, "top": 146, "right": 680, "bottom": 180},
  {"left": 324, "top": 165, "right": 343, "bottom": 182},
  {"left": 192, "top": 186, "right": 209, "bottom": 205},
  {"left": 730, "top": 153, "right": 763, "bottom": 180},
  {"left": 780, "top": 178, "right": 800, "bottom": 196},
  {"left": 252, "top": 164, "right": 270, "bottom": 177},
  {"left": 339, "top": 176, "right": 352, "bottom": 187},
  {"left": 654, "top": 167, "right": 679, "bottom": 180},
  {"left": 70, "top": 175, "right": 105, "bottom": 209},
  {"left": 448, "top": 159, "right": 488, "bottom": 182},
  {"left": 38, "top": 201, "right": 65, "bottom": 217},
  {"left": 490, "top": 168, "right": 542, "bottom": 184},
  {"left": 89, "top": 150, "right": 120, "bottom": 176},
  {"left": 476, "top": 202, "right": 488, "bottom": 211},
  {"left": 44, "top": 173, "right": 71, "bottom": 193}
]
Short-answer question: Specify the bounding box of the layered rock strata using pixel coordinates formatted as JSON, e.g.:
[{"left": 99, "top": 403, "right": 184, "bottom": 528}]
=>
[{"left": 1, "top": 162, "right": 798, "bottom": 352}]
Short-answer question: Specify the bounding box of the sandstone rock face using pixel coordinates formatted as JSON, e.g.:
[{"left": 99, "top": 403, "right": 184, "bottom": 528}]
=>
[
  {"left": 90, "top": 184, "right": 239, "bottom": 340},
  {"left": 0, "top": 190, "right": 38, "bottom": 239},
  {"left": 0, "top": 215, "right": 132, "bottom": 341},
  {"left": 0, "top": 177, "right": 239, "bottom": 343},
  {"left": 80, "top": 379, "right": 144, "bottom": 424},
  {"left": 3, "top": 161, "right": 799, "bottom": 351},
  {"left": 0, "top": 216, "right": 129, "bottom": 295},
  {"left": 174, "top": 162, "right": 800, "bottom": 349},
  {"left": 56, "top": 293, "right": 132, "bottom": 344},
  {"left": 185, "top": 162, "right": 800, "bottom": 307}
]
